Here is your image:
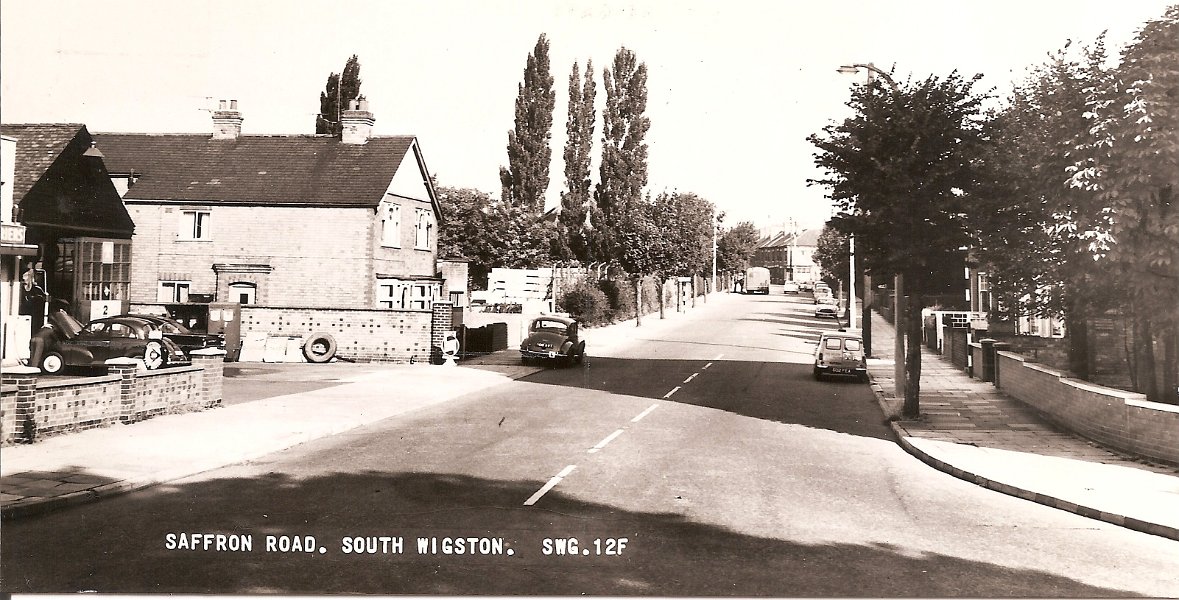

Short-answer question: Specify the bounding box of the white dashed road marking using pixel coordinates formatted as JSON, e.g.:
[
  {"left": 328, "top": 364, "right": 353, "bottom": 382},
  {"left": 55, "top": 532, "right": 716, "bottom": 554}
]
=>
[
  {"left": 631, "top": 403, "right": 659, "bottom": 423},
  {"left": 588, "top": 429, "right": 625, "bottom": 454},
  {"left": 524, "top": 465, "right": 577, "bottom": 506},
  {"left": 683, "top": 373, "right": 698, "bottom": 384},
  {"left": 663, "top": 386, "right": 681, "bottom": 398}
]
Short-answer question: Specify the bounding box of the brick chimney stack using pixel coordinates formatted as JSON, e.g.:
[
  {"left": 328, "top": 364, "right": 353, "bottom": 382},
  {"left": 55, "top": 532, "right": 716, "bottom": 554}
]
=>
[
  {"left": 340, "top": 96, "right": 375, "bottom": 144},
  {"left": 212, "top": 99, "right": 244, "bottom": 140}
]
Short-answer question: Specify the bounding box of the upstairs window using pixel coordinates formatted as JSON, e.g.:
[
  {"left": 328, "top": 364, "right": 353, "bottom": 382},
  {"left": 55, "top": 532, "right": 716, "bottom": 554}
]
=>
[
  {"left": 180, "top": 210, "right": 211, "bottom": 241},
  {"left": 415, "top": 209, "right": 432, "bottom": 250},
  {"left": 381, "top": 201, "right": 402, "bottom": 248}
]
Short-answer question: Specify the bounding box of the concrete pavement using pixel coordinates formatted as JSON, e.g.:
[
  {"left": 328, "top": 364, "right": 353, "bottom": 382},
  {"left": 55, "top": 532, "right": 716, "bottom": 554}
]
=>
[
  {"left": 865, "top": 310, "right": 1179, "bottom": 540},
  {"left": 3, "top": 291, "right": 1178, "bottom": 543}
]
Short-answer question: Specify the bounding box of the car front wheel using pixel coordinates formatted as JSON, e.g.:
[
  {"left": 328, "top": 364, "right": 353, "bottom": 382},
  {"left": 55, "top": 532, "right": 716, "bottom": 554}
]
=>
[{"left": 42, "top": 352, "right": 65, "bottom": 375}]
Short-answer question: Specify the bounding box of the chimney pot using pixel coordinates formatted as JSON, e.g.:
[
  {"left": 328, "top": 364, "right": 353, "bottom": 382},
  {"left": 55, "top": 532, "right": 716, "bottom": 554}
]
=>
[{"left": 212, "top": 100, "right": 244, "bottom": 140}]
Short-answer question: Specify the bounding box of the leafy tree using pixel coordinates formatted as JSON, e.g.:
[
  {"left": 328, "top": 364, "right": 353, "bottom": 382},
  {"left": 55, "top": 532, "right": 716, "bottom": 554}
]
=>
[
  {"left": 590, "top": 47, "right": 650, "bottom": 263},
  {"left": 499, "top": 34, "right": 556, "bottom": 213},
  {"left": 436, "top": 186, "right": 500, "bottom": 288},
  {"left": 813, "top": 224, "right": 849, "bottom": 288},
  {"left": 554, "top": 59, "right": 596, "bottom": 262},
  {"left": 809, "top": 69, "right": 992, "bottom": 417},
  {"left": 972, "top": 37, "right": 1120, "bottom": 379},
  {"left": 1069, "top": 6, "right": 1179, "bottom": 403},
  {"left": 435, "top": 185, "right": 556, "bottom": 290},
  {"left": 316, "top": 54, "right": 362, "bottom": 136},
  {"left": 716, "top": 220, "right": 760, "bottom": 274}
]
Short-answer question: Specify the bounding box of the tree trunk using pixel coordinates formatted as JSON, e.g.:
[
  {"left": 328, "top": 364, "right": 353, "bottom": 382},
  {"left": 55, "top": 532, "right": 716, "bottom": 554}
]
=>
[
  {"left": 903, "top": 294, "right": 923, "bottom": 419},
  {"left": 1065, "top": 307, "right": 1090, "bottom": 380},
  {"left": 635, "top": 277, "right": 642, "bottom": 327},
  {"left": 1162, "top": 324, "right": 1178, "bottom": 405},
  {"left": 659, "top": 277, "right": 666, "bottom": 319},
  {"left": 1133, "top": 312, "right": 1158, "bottom": 401}
]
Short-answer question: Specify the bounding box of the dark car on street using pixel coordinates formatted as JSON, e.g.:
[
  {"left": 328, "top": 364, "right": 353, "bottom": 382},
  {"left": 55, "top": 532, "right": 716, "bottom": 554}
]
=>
[
  {"left": 520, "top": 315, "right": 586, "bottom": 366},
  {"left": 128, "top": 313, "right": 225, "bottom": 355},
  {"left": 33, "top": 311, "right": 189, "bottom": 374}
]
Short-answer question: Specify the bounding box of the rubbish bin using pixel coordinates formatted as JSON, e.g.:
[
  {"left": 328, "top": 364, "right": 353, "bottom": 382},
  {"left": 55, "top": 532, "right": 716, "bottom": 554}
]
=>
[{"left": 980, "top": 338, "right": 996, "bottom": 382}]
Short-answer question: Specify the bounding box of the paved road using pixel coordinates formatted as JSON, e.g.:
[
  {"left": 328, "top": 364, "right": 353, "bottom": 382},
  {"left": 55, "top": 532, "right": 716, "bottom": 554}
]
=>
[{"left": 3, "top": 292, "right": 1178, "bottom": 596}]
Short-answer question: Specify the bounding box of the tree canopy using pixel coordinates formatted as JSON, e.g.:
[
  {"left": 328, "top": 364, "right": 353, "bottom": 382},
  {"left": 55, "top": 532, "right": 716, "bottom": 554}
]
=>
[
  {"left": 499, "top": 34, "right": 556, "bottom": 213},
  {"left": 591, "top": 47, "right": 650, "bottom": 264},
  {"left": 316, "top": 54, "right": 362, "bottom": 136}
]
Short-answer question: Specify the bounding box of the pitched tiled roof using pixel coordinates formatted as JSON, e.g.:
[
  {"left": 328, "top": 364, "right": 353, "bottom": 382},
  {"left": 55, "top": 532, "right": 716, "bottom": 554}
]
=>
[
  {"left": 795, "top": 228, "right": 820, "bottom": 246},
  {"left": 0, "top": 123, "right": 135, "bottom": 237},
  {"left": 91, "top": 133, "right": 418, "bottom": 207},
  {"left": 0, "top": 123, "right": 86, "bottom": 202}
]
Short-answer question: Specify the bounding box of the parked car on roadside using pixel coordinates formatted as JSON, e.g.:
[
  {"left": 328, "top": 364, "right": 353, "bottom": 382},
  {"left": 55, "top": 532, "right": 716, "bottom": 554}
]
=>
[
  {"left": 814, "top": 296, "right": 840, "bottom": 319},
  {"left": 520, "top": 315, "right": 585, "bottom": 367},
  {"left": 128, "top": 313, "right": 225, "bottom": 356},
  {"left": 783, "top": 281, "right": 800, "bottom": 294},
  {"left": 34, "top": 311, "right": 188, "bottom": 374},
  {"left": 813, "top": 329, "right": 867, "bottom": 382}
]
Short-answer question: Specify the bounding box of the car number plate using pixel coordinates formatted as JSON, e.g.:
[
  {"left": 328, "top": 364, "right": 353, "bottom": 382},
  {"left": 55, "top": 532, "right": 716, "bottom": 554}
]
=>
[
  {"left": 548, "top": 351, "right": 557, "bottom": 358},
  {"left": 832, "top": 368, "right": 852, "bottom": 374}
]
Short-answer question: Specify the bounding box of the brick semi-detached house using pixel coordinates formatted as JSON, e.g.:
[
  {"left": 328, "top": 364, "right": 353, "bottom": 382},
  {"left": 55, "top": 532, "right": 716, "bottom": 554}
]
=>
[
  {"left": 93, "top": 99, "right": 444, "bottom": 312},
  {"left": 91, "top": 100, "right": 452, "bottom": 363}
]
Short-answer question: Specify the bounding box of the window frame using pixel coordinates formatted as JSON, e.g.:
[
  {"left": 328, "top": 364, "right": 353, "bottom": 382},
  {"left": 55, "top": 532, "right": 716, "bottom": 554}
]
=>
[
  {"left": 179, "top": 209, "right": 212, "bottom": 241},
  {"left": 157, "top": 280, "right": 191, "bottom": 303}
]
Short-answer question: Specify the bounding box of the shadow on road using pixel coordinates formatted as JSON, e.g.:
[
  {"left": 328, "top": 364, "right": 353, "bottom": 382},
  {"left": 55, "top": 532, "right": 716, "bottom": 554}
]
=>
[
  {"left": 0, "top": 469, "right": 1139, "bottom": 597},
  {"left": 520, "top": 357, "right": 894, "bottom": 441}
]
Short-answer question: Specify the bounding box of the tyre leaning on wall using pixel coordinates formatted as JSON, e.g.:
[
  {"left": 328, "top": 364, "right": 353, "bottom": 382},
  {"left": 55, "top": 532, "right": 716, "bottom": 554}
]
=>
[{"left": 302, "top": 332, "right": 338, "bottom": 363}]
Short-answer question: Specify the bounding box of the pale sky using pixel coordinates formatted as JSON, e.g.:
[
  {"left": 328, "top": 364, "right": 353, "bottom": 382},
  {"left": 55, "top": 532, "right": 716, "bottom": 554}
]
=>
[{"left": 2, "top": 0, "right": 1172, "bottom": 231}]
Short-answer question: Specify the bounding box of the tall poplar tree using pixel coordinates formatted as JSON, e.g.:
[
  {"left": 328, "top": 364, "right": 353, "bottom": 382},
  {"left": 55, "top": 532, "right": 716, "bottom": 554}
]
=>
[
  {"left": 499, "top": 34, "right": 556, "bottom": 212},
  {"left": 554, "top": 59, "right": 596, "bottom": 262},
  {"left": 316, "top": 54, "right": 362, "bottom": 137},
  {"left": 591, "top": 47, "right": 650, "bottom": 263}
]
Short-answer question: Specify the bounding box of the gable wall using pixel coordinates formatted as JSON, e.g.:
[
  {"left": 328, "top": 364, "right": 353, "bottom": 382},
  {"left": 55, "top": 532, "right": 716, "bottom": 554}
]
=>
[{"left": 127, "top": 203, "right": 389, "bottom": 308}]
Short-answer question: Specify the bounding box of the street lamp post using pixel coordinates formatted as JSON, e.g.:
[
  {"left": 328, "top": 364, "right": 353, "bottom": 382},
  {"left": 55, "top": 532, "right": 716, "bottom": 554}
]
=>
[{"left": 838, "top": 62, "right": 902, "bottom": 397}]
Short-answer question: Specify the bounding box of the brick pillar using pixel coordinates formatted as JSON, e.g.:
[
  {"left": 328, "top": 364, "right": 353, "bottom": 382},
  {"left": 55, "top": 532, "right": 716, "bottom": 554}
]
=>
[
  {"left": 430, "top": 301, "right": 454, "bottom": 365},
  {"left": 3, "top": 366, "right": 40, "bottom": 444},
  {"left": 190, "top": 348, "right": 227, "bottom": 408},
  {"left": 107, "top": 358, "right": 139, "bottom": 424}
]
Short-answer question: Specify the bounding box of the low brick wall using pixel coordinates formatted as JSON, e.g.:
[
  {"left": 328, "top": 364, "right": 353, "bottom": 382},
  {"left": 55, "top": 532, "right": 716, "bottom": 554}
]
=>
[
  {"left": 943, "top": 327, "right": 969, "bottom": 370},
  {"left": 240, "top": 306, "right": 435, "bottom": 363},
  {"left": 0, "top": 351, "right": 225, "bottom": 445},
  {"left": 996, "top": 351, "right": 1179, "bottom": 465}
]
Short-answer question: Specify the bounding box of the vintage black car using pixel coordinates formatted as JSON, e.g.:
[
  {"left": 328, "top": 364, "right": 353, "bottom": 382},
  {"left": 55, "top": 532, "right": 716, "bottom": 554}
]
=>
[
  {"left": 128, "top": 313, "right": 225, "bottom": 356},
  {"left": 33, "top": 311, "right": 188, "bottom": 374},
  {"left": 520, "top": 315, "right": 585, "bottom": 366}
]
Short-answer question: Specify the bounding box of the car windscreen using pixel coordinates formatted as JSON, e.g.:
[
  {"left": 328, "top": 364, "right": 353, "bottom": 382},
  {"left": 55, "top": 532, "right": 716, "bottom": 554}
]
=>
[{"left": 532, "top": 320, "right": 569, "bottom": 333}]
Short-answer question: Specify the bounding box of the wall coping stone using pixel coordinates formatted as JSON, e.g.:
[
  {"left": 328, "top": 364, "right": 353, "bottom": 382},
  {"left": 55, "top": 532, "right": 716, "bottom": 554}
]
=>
[
  {"left": 2, "top": 366, "right": 41, "bottom": 376},
  {"left": 1126, "top": 397, "right": 1179, "bottom": 414},
  {"left": 190, "top": 348, "right": 228, "bottom": 357},
  {"left": 1023, "top": 361, "right": 1067, "bottom": 378},
  {"left": 105, "top": 357, "right": 139, "bottom": 366},
  {"left": 996, "top": 350, "right": 1027, "bottom": 363},
  {"left": 1061, "top": 376, "right": 1149, "bottom": 401},
  {"left": 136, "top": 365, "right": 203, "bottom": 378},
  {"left": 34, "top": 374, "right": 120, "bottom": 390}
]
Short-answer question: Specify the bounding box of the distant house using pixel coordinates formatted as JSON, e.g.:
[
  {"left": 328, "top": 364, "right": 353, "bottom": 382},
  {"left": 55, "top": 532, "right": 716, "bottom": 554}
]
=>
[
  {"left": 0, "top": 124, "right": 136, "bottom": 352},
  {"left": 751, "top": 227, "right": 819, "bottom": 285},
  {"left": 93, "top": 99, "right": 444, "bottom": 313}
]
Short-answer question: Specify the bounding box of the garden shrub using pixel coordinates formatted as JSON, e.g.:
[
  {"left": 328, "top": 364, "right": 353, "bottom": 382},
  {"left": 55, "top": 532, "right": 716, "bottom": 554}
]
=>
[
  {"left": 598, "top": 278, "right": 636, "bottom": 322},
  {"left": 558, "top": 281, "right": 610, "bottom": 325}
]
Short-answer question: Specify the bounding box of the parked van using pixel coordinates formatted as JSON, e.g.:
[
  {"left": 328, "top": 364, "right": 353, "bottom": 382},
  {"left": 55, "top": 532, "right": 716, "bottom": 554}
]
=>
[{"left": 743, "top": 267, "right": 771, "bottom": 294}]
